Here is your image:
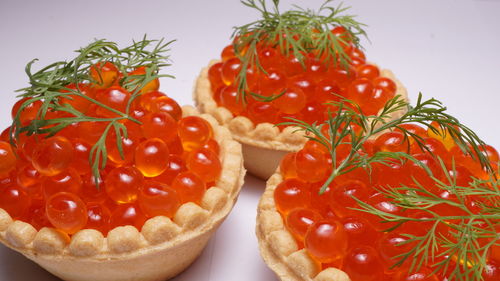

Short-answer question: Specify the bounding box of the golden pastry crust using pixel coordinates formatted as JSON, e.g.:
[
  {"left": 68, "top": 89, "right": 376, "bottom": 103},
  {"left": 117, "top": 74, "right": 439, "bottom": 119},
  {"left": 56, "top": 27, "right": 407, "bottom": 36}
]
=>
[
  {"left": 194, "top": 61, "right": 408, "bottom": 179},
  {"left": 256, "top": 170, "right": 351, "bottom": 281},
  {"left": 0, "top": 106, "right": 246, "bottom": 281}
]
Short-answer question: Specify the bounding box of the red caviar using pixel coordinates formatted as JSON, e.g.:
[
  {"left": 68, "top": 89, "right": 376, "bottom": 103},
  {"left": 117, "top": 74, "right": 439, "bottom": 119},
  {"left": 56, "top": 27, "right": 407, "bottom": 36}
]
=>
[
  {"left": 0, "top": 61, "right": 222, "bottom": 238},
  {"left": 208, "top": 32, "right": 398, "bottom": 128},
  {"left": 276, "top": 123, "right": 499, "bottom": 280}
]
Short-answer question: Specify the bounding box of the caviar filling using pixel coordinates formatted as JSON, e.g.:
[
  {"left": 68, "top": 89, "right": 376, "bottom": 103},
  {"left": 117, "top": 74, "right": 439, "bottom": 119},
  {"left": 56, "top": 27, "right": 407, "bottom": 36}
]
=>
[
  {"left": 275, "top": 114, "right": 499, "bottom": 281},
  {"left": 0, "top": 39, "right": 222, "bottom": 236}
]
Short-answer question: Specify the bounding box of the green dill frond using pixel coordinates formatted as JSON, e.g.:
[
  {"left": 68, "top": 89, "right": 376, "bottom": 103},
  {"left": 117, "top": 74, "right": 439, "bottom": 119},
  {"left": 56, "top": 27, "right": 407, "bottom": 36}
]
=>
[
  {"left": 11, "top": 36, "right": 174, "bottom": 185},
  {"left": 231, "top": 0, "right": 367, "bottom": 103}
]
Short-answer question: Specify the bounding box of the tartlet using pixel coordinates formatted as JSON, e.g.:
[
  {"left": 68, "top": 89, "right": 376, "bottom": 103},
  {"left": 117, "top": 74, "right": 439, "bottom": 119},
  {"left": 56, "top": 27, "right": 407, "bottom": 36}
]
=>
[
  {"left": 0, "top": 38, "right": 247, "bottom": 281},
  {"left": 193, "top": 1, "right": 410, "bottom": 180},
  {"left": 0, "top": 106, "right": 245, "bottom": 281},
  {"left": 194, "top": 62, "right": 408, "bottom": 179},
  {"left": 255, "top": 98, "right": 499, "bottom": 281}
]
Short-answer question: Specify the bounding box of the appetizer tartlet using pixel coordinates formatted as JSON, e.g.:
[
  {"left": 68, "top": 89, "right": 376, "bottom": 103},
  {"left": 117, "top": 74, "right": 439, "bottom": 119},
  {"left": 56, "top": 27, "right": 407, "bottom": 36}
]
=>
[
  {"left": 0, "top": 38, "right": 245, "bottom": 281},
  {"left": 195, "top": 0, "right": 408, "bottom": 179},
  {"left": 256, "top": 95, "right": 499, "bottom": 281}
]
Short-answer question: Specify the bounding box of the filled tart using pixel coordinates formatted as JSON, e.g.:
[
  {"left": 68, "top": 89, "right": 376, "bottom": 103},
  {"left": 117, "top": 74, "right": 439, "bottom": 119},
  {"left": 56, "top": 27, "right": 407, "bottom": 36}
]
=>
[
  {"left": 256, "top": 95, "right": 499, "bottom": 281},
  {"left": 0, "top": 38, "right": 245, "bottom": 281},
  {"left": 194, "top": 0, "right": 408, "bottom": 179}
]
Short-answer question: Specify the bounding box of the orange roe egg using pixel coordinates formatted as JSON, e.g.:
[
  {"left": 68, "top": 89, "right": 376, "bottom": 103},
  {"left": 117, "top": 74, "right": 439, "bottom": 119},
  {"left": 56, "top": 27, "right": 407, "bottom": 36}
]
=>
[
  {"left": 109, "top": 203, "right": 147, "bottom": 230},
  {"left": 153, "top": 155, "right": 186, "bottom": 185},
  {"left": 274, "top": 178, "right": 311, "bottom": 214},
  {"left": 483, "top": 260, "right": 500, "bottom": 281},
  {"left": 343, "top": 246, "right": 384, "bottom": 281},
  {"left": 295, "top": 148, "right": 329, "bottom": 183},
  {"left": 357, "top": 64, "right": 380, "bottom": 80},
  {"left": 202, "top": 139, "right": 220, "bottom": 155},
  {"left": 221, "top": 57, "right": 242, "bottom": 85},
  {"left": 221, "top": 45, "right": 235, "bottom": 61},
  {"left": 135, "top": 138, "right": 169, "bottom": 177},
  {"left": 46, "top": 192, "right": 87, "bottom": 234},
  {"left": 272, "top": 87, "right": 306, "bottom": 114},
  {"left": 178, "top": 116, "right": 213, "bottom": 152},
  {"left": 286, "top": 208, "right": 322, "bottom": 242},
  {"left": 247, "top": 101, "right": 278, "bottom": 124},
  {"left": 219, "top": 86, "right": 245, "bottom": 115},
  {"left": 142, "top": 112, "right": 178, "bottom": 142},
  {"left": 314, "top": 80, "right": 342, "bottom": 102},
  {"left": 138, "top": 181, "right": 180, "bottom": 218},
  {"left": 89, "top": 61, "right": 119, "bottom": 88},
  {"left": 279, "top": 152, "right": 298, "bottom": 179},
  {"left": 0, "top": 141, "right": 17, "bottom": 176},
  {"left": 81, "top": 172, "right": 107, "bottom": 204},
  {"left": 208, "top": 62, "right": 225, "bottom": 91},
  {"left": 69, "top": 139, "right": 91, "bottom": 175},
  {"left": 78, "top": 121, "right": 107, "bottom": 144},
  {"left": 85, "top": 202, "right": 111, "bottom": 234},
  {"left": 171, "top": 171, "right": 206, "bottom": 204},
  {"left": 17, "top": 163, "right": 43, "bottom": 190},
  {"left": 105, "top": 166, "right": 144, "bottom": 204},
  {"left": 31, "top": 136, "right": 74, "bottom": 176},
  {"left": 392, "top": 267, "right": 439, "bottom": 281},
  {"left": 95, "top": 86, "right": 131, "bottom": 118},
  {"left": 59, "top": 83, "right": 93, "bottom": 112},
  {"left": 42, "top": 168, "right": 82, "bottom": 198},
  {"left": 107, "top": 136, "right": 138, "bottom": 166},
  {"left": 377, "top": 232, "right": 414, "bottom": 269},
  {"left": 25, "top": 200, "right": 51, "bottom": 230},
  {"left": 128, "top": 66, "right": 160, "bottom": 94},
  {"left": 304, "top": 219, "right": 348, "bottom": 263},
  {"left": 373, "top": 77, "right": 397, "bottom": 98},
  {"left": 374, "top": 131, "right": 409, "bottom": 153},
  {"left": 154, "top": 96, "right": 182, "bottom": 120},
  {"left": 186, "top": 148, "right": 221, "bottom": 183},
  {"left": 139, "top": 91, "right": 166, "bottom": 111},
  {"left": 11, "top": 98, "right": 42, "bottom": 123},
  {"left": 342, "top": 216, "right": 381, "bottom": 248},
  {"left": 427, "top": 121, "right": 456, "bottom": 150},
  {"left": 329, "top": 180, "right": 370, "bottom": 218},
  {"left": 0, "top": 186, "right": 31, "bottom": 219}
]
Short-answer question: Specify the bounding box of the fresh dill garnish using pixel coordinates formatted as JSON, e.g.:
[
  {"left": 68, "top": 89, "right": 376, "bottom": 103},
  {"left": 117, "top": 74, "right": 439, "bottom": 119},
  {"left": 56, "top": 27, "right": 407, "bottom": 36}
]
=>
[
  {"left": 280, "top": 94, "right": 499, "bottom": 280},
  {"left": 11, "top": 36, "right": 174, "bottom": 186},
  {"left": 353, "top": 161, "right": 499, "bottom": 281},
  {"left": 231, "top": 0, "right": 367, "bottom": 103}
]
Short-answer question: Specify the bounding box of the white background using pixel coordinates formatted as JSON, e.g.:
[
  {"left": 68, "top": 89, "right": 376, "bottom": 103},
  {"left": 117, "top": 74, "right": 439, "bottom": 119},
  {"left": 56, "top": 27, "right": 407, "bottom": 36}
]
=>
[{"left": 0, "top": 0, "right": 499, "bottom": 280}]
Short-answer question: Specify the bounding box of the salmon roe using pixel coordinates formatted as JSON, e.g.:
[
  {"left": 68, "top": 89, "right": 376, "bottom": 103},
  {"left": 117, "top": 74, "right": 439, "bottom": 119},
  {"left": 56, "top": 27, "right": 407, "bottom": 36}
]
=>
[
  {"left": 0, "top": 61, "right": 222, "bottom": 236},
  {"left": 276, "top": 124, "right": 499, "bottom": 280},
  {"left": 208, "top": 30, "right": 398, "bottom": 128}
]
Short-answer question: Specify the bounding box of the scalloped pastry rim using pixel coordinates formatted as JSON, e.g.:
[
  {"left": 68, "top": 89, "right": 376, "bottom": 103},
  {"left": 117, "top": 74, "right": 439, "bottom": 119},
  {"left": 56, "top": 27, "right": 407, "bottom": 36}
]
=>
[
  {"left": 256, "top": 170, "right": 351, "bottom": 281},
  {"left": 194, "top": 60, "right": 409, "bottom": 153},
  {"left": 0, "top": 106, "right": 246, "bottom": 263}
]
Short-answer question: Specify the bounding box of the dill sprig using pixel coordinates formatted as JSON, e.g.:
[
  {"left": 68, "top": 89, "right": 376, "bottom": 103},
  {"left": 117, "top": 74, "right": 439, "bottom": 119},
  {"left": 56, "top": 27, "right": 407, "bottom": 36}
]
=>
[
  {"left": 280, "top": 94, "right": 499, "bottom": 280},
  {"left": 280, "top": 93, "right": 495, "bottom": 194},
  {"left": 353, "top": 160, "right": 499, "bottom": 281},
  {"left": 11, "top": 36, "right": 174, "bottom": 185},
  {"left": 232, "top": 0, "right": 367, "bottom": 102}
]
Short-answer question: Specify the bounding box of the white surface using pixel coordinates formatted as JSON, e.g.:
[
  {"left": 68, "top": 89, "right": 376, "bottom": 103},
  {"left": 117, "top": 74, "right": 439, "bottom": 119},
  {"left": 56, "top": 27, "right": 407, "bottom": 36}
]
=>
[{"left": 0, "top": 0, "right": 499, "bottom": 280}]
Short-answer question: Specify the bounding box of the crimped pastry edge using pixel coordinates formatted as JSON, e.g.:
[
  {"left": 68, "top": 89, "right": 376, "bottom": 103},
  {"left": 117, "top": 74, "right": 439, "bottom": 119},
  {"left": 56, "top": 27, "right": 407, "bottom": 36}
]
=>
[
  {"left": 0, "top": 106, "right": 246, "bottom": 281},
  {"left": 256, "top": 170, "right": 351, "bottom": 281},
  {"left": 194, "top": 60, "right": 409, "bottom": 179}
]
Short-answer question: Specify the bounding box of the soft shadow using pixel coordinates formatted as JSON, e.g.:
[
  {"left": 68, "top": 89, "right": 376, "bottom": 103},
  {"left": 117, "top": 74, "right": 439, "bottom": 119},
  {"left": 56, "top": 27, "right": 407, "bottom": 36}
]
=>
[{"left": 0, "top": 244, "right": 60, "bottom": 280}]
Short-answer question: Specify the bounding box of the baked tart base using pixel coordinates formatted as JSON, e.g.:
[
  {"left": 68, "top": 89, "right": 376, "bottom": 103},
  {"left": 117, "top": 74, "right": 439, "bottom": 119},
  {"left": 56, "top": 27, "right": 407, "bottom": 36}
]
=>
[
  {"left": 0, "top": 106, "right": 245, "bottom": 281},
  {"left": 194, "top": 61, "right": 409, "bottom": 180}
]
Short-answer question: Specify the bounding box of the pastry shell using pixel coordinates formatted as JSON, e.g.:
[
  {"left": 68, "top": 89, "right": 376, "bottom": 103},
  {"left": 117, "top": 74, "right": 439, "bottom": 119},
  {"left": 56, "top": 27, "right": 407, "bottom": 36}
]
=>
[
  {"left": 0, "top": 106, "right": 246, "bottom": 281},
  {"left": 194, "top": 61, "right": 409, "bottom": 180},
  {"left": 256, "top": 170, "right": 350, "bottom": 281}
]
